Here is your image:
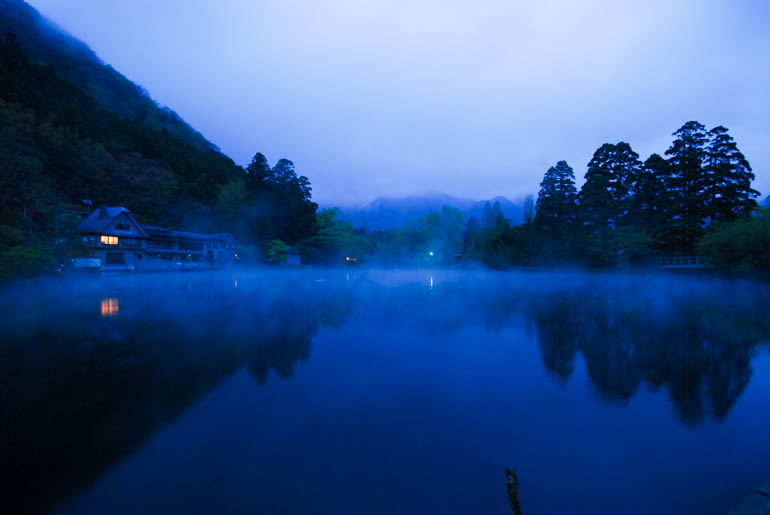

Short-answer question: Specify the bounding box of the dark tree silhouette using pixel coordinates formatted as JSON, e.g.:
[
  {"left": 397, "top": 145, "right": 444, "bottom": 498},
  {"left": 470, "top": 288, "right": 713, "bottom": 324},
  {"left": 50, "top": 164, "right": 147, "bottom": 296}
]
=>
[
  {"left": 579, "top": 142, "right": 641, "bottom": 230},
  {"left": 704, "top": 126, "right": 758, "bottom": 223},
  {"left": 246, "top": 152, "right": 272, "bottom": 189},
  {"left": 663, "top": 121, "right": 710, "bottom": 252},
  {"left": 534, "top": 161, "right": 578, "bottom": 236},
  {"left": 630, "top": 153, "right": 668, "bottom": 235}
]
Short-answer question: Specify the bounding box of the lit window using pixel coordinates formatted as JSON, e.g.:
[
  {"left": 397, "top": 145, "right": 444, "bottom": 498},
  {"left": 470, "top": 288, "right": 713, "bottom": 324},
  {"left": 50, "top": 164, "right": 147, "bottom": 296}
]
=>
[
  {"left": 101, "top": 298, "right": 119, "bottom": 317},
  {"left": 101, "top": 235, "right": 119, "bottom": 245}
]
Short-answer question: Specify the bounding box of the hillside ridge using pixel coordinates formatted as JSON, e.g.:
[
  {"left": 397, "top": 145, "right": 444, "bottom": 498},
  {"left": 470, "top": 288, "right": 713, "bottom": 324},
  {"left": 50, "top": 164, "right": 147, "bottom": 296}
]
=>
[{"left": 0, "top": 0, "right": 217, "bottom": 152}]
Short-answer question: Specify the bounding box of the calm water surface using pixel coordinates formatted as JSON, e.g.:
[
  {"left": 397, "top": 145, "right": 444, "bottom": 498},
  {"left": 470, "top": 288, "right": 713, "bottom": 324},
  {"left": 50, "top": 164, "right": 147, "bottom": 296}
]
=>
[{"left": 1, "top": 269, "right": 769, "bottom": 514}]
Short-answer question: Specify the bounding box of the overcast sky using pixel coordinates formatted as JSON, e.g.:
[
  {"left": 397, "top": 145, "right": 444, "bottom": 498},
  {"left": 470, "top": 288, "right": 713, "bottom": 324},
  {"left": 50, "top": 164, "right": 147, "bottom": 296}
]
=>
[{"left": 30, "top": 0, "right": 770, "bottom": 205}]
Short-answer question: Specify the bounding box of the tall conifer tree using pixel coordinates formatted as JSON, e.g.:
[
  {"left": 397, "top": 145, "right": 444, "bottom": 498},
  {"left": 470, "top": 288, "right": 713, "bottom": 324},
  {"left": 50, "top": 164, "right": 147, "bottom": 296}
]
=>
[
  {"left": 245, "top": 152, "right": 271, "bottom": 199},
  {"left": 664, "top": 121, "right": 709, "bottom": 252},
  {"left": 534, "top": 160, "right": 578, "bottom": 235},
  {"left": 705, "top": 126, "right": 758, "bottom": 223},
  {"left": 578, "top": 142, "right": 641, "bottom": 233},
  {"left": 630, "top": 153, "right": 668, "bottom": 233}
]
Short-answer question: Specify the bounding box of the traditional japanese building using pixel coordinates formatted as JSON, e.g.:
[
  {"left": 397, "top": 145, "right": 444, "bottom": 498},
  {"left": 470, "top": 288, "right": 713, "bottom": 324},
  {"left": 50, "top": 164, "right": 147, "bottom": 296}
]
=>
[{"left": 71, "top": 206, "right": 236, "bottom": 271}]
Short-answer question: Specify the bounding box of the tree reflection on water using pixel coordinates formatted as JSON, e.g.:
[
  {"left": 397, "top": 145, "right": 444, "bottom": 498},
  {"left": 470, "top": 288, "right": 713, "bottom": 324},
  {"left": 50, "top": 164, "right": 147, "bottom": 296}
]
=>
[
  {"left": 530, "top": 287, "right": 761, "bottom": 425},
  {"left": 0, "top": 270, "right": 767, "bottom": 513},
  {"left": 0, "top": 273, "right": 354, "bottom": 514}
]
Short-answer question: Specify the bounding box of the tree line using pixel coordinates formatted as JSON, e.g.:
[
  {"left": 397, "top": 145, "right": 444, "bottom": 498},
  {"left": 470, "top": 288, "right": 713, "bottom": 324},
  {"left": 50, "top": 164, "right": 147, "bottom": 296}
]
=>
[
  {"left": 299, "top": 121, "right": 765, "bottom": 271},
  {"left": 532, "top": 121, "right": 759, "bottom": 265},
  {"left": 1, "top": 24, "right": 766, "bottom": 275}
]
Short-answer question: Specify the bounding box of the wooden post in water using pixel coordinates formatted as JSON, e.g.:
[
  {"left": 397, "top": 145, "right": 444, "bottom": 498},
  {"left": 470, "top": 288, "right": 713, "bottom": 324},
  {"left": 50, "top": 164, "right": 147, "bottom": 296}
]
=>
[{"left": 505, "top": 468, "right": 522, "bottom": 515}]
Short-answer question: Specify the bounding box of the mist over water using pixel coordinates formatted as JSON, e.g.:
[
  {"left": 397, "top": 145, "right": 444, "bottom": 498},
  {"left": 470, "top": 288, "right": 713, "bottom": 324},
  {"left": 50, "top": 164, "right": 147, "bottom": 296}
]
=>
[{"left": 1, "top": 269, "right": 769, "bottom": 514}]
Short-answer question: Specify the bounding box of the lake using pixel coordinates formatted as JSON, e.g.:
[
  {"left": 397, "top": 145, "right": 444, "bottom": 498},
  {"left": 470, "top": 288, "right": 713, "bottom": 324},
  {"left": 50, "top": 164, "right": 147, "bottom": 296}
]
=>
[{"left": 1, "top": 269, "right": 769, "bottom": 514}]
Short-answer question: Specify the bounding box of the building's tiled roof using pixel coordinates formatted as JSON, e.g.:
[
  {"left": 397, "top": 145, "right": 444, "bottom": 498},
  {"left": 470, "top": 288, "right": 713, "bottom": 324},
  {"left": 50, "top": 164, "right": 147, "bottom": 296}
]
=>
[
  {"left": 208, "top": 233, "right": 236, "bottom": 240},
  {"left": 140, "top": 224, "right": 169, "bottom": 232},
  {"left": 73, "top": 206, "right": 148, "bottom": 237},
  {"left": 142, "top": 225, "right": 234, "bottom": 241},
  {"left": 75, "top": 206, "right": 234, "bottom": 242}
]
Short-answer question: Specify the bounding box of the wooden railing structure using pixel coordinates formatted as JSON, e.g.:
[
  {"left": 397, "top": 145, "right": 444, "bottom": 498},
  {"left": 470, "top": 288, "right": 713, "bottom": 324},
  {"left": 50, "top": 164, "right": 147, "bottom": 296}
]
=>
[{"left": 659, "top": 256, "right": 708, "bottom": 269}]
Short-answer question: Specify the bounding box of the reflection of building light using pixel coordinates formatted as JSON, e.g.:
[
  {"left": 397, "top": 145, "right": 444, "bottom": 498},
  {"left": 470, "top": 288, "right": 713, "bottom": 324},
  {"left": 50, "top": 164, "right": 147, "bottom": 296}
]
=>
[
  {"left": 234, "top": 280, "right": 238, "bottom": 289},
  {"left": 100, "top": 235, "right": 119, "bottom": 245},
  {"left": 101, "top": 298, "right": 119, "bottom": 317},
  {"left": 430, "top": 276, "right": 434, "bottom": 289}
]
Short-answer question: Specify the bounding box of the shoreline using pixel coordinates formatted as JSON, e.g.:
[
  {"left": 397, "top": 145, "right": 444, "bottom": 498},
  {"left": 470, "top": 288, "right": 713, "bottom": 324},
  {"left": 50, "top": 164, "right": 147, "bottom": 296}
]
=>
[{"left": 728, "top": 479, "right": 770, "bottom": 514}]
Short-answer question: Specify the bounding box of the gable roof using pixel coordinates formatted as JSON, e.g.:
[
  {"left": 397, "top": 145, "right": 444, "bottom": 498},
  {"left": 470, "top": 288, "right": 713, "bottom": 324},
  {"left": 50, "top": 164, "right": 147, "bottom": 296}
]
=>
[
  {"left": 74, "top": 206, "right": 148, "bottom": 237},
  {"left": 142, "top": 225, "right": 234, "bottom": 242},
  {"left": 74, "top": 206, "right": 235, "bottom": 242}
]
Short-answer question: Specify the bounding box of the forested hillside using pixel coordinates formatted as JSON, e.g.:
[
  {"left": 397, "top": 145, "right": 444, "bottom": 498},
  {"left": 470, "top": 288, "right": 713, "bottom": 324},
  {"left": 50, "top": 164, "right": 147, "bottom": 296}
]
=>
[
  {"left": 0, "top": 1, "right": 318, "bottom": 276},
  {"left": 0, "top": 0, "right": 214, "bottom": 151}
]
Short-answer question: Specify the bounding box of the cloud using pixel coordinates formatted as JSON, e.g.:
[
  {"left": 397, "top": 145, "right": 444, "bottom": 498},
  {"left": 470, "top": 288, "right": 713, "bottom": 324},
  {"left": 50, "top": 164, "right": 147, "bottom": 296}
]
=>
[{"left": 30, "top": 0, "right": 770, "bottom": 203}]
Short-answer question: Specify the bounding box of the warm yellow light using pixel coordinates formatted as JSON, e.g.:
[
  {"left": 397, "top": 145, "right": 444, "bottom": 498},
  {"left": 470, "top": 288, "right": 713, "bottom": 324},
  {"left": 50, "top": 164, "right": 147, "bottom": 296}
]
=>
[
  {"left": 100, "top": 235, "right": 119, "bottom": 245},
  {"left": 101, "top": 297, "right": 119, "bottom": 317}
]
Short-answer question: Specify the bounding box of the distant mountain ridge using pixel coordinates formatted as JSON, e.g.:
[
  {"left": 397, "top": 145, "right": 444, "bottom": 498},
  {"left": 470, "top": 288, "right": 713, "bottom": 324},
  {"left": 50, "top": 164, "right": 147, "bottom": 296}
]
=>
[
  {"left": 332, "top": 193, "right": 524, "bottom": 230},
  {"left": 0, "top": 0, "right": 217, "bottom": 152}
]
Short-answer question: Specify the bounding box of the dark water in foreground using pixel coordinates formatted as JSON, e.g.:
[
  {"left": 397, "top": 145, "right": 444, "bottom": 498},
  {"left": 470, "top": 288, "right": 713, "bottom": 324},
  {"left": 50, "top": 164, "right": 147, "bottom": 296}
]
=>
[{"left": 1, "top": 270, "right": 769, "bottom": 514}]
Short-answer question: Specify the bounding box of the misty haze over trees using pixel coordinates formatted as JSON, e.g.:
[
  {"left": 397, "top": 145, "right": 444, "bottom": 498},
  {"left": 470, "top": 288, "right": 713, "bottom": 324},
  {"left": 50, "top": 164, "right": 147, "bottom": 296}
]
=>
[
  {"left": 0, "top": 0, "right": 766, "bottom": 277},
  {"left": 336, "top": 193, "right": 524, "bottom": 231},
  {"left": 299, "top": 121, "right": 764, "bottom": 270},
  {"left": 2, "top": 1, "right": 770, "bottom": 513}
]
